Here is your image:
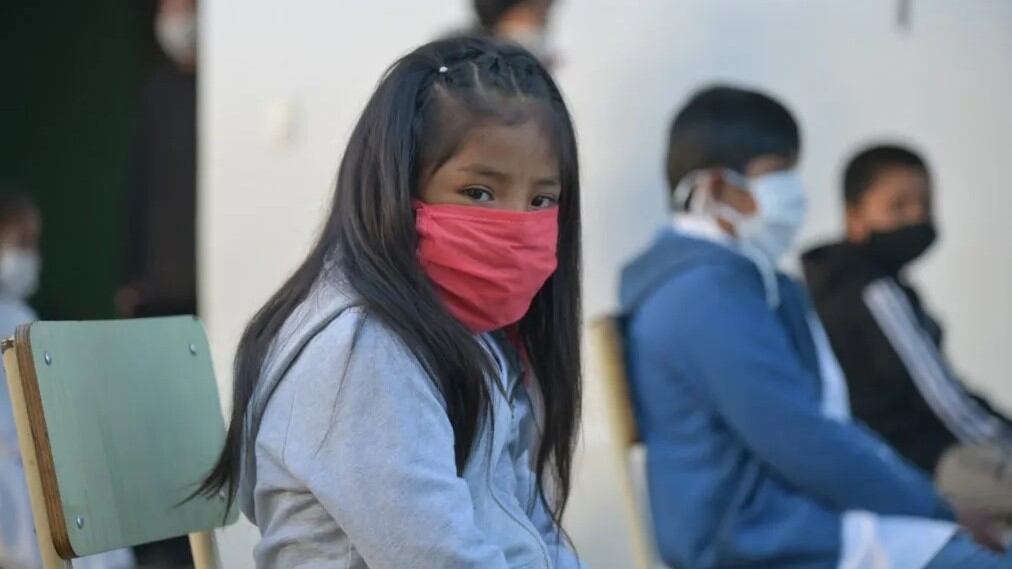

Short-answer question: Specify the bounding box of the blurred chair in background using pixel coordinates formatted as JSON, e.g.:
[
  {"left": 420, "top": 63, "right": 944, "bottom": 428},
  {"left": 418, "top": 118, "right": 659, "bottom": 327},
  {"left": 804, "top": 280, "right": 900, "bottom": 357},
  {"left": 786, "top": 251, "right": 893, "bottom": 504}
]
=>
[
  {"left": 803, "top": 144, "right": 1012, "bottom": 521},
  {"left": 0, "top": 192, "right": 136, "bottom": 568},
  {"left": 1, "top": 317, "right": 235, "bottom": 569},
  {"left": 589, "top": 316, "right": 666, "bottom": 569}
]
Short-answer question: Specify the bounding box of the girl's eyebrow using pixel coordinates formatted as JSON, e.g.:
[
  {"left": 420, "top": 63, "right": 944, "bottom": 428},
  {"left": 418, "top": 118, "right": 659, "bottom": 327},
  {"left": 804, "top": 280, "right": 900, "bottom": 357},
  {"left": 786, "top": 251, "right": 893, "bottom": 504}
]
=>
[
  {"left": 458, "top": 163, "right": 509, "bottom": 180},
  {"left": 458, "top": 163, "right": 559, "bottom": 188}
]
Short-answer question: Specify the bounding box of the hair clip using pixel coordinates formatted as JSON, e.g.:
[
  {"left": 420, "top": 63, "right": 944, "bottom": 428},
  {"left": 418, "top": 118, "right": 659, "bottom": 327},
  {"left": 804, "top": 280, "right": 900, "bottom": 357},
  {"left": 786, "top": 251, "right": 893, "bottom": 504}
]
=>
[{"left": 438, "top": 66, "right": 448, "bottom": 74}]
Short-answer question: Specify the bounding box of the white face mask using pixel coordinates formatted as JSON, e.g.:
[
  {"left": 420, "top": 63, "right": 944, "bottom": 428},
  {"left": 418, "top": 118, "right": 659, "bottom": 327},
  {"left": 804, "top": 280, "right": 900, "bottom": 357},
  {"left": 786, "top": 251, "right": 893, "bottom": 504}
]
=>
[
  {"left": 688, "top": 168, "right": 805, "bottom": 265},
  {"left": 156, "top": 12, "right": 197, "bottom": 67},
  {"left": 501, "top": 27, "right": 556, "bottom": 67},
  {"left": 712, "top": 169, "right": 808, "bottom": 265},
  {"left": 0, "top": 248, "right": 40, "bottom": 300},
  {"left": 674, "top": 168, "right": 806, "bottom": 307}
]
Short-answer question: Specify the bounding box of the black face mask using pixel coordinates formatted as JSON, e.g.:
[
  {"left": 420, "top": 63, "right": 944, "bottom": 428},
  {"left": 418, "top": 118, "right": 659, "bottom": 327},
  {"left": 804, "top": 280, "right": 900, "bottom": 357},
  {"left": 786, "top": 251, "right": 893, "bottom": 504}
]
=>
[{"left": 865, "top": 221, "right": 937, "bottom": 272}]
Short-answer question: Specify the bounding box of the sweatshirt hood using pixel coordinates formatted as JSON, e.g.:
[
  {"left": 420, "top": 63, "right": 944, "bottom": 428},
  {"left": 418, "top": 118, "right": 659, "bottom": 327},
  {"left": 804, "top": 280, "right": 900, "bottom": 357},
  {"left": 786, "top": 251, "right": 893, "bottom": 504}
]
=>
[
  {"left": 619, "top": 229, "right": 754, "bottom": 315},
  {"left": 238, "top": 274, "right": 359, "bottom": 522}
]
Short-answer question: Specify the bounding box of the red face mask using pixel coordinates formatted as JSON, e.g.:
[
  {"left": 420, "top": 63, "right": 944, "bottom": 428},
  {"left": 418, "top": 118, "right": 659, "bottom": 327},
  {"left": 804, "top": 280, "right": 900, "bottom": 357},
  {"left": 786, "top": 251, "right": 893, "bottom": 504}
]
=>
[{"left": 414, "top": 201, "right": 559, "bottom": 333}]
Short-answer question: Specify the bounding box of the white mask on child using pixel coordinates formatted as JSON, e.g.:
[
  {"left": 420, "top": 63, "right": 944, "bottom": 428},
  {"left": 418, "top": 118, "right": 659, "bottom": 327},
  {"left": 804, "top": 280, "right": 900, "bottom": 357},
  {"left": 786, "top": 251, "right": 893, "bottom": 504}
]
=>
[
  {"left": 156, "top": 13, "right": 197, "bottom": 67},
  {"left": 501, "top": 27, "right": 556, "bottom": 67},
  {"left": 711, "top": 169, "right": 808, "bottom": 266},
  {"left": 0, "top": 248, "right": 40, "bottom": 299},
  {"left": 674, "top": 168, "right": 807, "bottom": 307}
]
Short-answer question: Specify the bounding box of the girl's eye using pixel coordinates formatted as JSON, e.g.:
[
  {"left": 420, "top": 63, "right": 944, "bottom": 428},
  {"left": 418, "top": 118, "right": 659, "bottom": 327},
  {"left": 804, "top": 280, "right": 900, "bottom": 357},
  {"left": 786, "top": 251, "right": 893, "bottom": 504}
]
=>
[
  {"left": 531, "top": 195, "right": 559, "bottom": 209},
  {"left": 461, "top": 187, "right": 493, "bottom": 202}
]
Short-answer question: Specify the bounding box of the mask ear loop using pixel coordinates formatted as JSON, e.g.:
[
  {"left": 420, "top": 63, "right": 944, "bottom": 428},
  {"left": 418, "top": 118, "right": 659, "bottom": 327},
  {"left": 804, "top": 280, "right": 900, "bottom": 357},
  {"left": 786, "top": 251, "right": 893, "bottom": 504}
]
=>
[
  {"left": 719, "top": 168, "right": 749, "bottom": 192},
  {"left": 689, "top": 169, "right": 741, "bottom": 228},
  {"left": 674, "top": 169, "right": 780, "bottom": 307},
  {"left": 673, "top": 170, "right": 729, "bottom": 215},
  {"left": 712, "top": 169, "right": 782, "bottom": 308},
  {"left": 672, "top": 171, "right": 701, "bottom": 212}
]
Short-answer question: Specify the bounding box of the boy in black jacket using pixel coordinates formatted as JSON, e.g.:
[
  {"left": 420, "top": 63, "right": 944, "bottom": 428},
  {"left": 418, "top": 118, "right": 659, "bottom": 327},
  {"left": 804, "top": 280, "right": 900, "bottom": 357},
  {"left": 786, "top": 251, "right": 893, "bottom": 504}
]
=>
[{"left": 803, "top": 144, "right": 1012, "bottom": 516}]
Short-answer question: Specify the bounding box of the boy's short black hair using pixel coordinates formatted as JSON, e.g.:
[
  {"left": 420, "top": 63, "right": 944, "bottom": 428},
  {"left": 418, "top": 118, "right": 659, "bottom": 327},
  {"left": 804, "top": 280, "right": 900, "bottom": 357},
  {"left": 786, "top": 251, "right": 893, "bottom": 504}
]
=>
[
  {"left": 666, "top": 85, "right": 800, "bottom": 210},
  {"left": 843, "top": 144, "right": 929, "bottom": 206}
]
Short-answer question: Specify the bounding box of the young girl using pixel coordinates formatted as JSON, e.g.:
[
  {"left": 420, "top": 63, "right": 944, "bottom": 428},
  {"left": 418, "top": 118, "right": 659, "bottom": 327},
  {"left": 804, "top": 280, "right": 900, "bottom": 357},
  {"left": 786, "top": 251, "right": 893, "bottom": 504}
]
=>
[{"left": 199, "top": 37, "right": 584, "bottom": 568}]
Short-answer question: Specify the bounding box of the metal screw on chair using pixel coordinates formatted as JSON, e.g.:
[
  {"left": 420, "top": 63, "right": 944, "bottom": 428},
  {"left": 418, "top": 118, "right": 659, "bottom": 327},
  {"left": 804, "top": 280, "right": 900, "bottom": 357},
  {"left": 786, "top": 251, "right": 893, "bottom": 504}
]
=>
[
  {"left": 188, "top": 343, "right": 197, "bottom": 356},
  {"left": 75, "top": 516, "right": 84, "bottom": 529},
  {"left": 44, "top": 352, "right": 52, "bottom": 365}
]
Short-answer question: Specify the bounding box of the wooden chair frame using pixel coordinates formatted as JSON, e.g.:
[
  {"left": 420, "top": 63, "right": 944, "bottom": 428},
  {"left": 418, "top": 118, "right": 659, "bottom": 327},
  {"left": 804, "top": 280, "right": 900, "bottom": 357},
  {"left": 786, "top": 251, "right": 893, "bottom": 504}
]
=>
[
  {"left": 589, "top": 317, "right": 665, "bottom": 569},
  {"left": 2, "top": 325, "right": 223, "bottom": 569}
]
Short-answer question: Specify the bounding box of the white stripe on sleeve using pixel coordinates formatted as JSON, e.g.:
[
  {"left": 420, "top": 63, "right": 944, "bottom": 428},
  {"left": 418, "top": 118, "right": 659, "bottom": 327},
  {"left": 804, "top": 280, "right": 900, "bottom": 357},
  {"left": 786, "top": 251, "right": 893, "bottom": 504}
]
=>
[{"left": 862, "top": 279, "right": 1003, "bottom": 444}]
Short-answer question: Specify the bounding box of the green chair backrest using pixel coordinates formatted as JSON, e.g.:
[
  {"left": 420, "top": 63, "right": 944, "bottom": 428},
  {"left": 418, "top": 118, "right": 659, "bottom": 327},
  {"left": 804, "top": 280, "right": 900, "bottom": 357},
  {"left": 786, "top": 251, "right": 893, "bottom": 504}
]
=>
[{"left": 15, "top": 316, "right": 236, "bottom": 558}]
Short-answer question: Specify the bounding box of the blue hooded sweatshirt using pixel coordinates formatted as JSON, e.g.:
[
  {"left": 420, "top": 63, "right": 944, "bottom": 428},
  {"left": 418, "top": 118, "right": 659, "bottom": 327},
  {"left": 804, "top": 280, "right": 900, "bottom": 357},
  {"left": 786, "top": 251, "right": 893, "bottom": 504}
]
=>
[{"left": 618, "top": 230, "right": 952, "bottom": 569}]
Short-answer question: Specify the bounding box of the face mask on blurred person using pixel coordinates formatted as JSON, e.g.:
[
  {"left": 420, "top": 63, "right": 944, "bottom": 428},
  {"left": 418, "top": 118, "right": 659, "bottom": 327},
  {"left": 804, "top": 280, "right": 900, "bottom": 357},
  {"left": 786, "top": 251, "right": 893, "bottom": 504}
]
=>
[
  {"left": 501, "top": 27, "right": 556, "bottom": 67},
  {"left": 0, "top": 248, "right": 40, "bottom": 299},
  {"left": 156, "top": 12, "right": 197, "bottom": 67},
  {"left": 674, "top": 168, "right": 806, "bottom": 307},
  {"left": 865, "top": 221, "right": 937, "bottom": 272},
  {"left": 710, "top": 169, "right": 808, "bottom": 266}
]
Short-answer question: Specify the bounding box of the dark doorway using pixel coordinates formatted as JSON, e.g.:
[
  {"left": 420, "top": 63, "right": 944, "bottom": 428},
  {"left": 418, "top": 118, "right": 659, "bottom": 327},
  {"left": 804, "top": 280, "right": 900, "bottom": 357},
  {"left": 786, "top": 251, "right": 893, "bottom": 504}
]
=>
[{"left": 0, "top": 0, "right": 178, "bottom": 322}]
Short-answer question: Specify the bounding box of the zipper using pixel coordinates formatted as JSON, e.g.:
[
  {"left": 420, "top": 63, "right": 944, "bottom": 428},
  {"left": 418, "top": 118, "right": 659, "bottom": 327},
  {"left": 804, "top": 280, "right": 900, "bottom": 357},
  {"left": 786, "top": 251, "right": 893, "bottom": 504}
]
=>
[
  {"left": 484, "top": 406, "right": 553, "bottom": 569},
  {"left": 479, "top": 333, "right": 553, "bottom": 568},
  {"left": 480, "top": 334, "right": 510, "bottom": 399}
]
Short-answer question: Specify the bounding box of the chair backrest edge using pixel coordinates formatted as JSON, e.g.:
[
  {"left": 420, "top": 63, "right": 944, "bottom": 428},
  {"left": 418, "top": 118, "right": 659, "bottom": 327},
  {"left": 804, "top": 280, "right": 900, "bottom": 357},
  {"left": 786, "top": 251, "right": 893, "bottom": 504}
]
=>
[
  {"left": 589, "top": 316, "right": 659, "bottom": 569},
  {"left": 14, "top": 322, "right": 77, "bottom": 558}
]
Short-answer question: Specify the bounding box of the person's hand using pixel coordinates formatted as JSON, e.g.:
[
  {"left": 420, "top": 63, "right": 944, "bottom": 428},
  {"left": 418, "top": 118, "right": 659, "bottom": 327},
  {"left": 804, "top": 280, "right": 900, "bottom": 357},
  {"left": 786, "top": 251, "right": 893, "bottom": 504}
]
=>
[{"left": 956, "top": 506, "right": 1006, "bottom": 553}]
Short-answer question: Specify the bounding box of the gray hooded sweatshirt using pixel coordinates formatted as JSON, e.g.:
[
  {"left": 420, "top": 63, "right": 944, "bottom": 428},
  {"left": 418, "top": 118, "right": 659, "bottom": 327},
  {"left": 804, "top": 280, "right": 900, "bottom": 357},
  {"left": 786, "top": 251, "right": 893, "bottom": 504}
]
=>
[{"left": 237, "top": 275, "right": 583, "bottom": 568}]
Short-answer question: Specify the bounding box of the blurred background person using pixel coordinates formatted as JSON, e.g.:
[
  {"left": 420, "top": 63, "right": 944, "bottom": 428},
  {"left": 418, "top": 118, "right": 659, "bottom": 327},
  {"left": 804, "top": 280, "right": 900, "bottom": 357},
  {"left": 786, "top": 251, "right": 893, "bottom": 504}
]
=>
[
  {"left": 0, "top": 194, "right": 41, "bottom": 336},
  {"left": 803, "top": 144, "right": 1012, "bottom": 519},
  {"left": 469, "top": 0, "right": 557, "bottom": 68},
  {"left": 116, "top": 0, "right": 198, "bottom": 320},
  {"left": 0, "top": 191, "right": 45, "bottom": 569},
  {"left": 0, "top": 191, "right": 135, "bottom": 569}
]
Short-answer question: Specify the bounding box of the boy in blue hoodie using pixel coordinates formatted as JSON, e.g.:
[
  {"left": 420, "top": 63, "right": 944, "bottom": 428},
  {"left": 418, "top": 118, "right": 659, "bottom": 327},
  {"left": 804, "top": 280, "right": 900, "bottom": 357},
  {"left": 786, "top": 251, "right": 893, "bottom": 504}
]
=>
[{"left": 618, "top": 86, "right": 1010, "bottom": 568}]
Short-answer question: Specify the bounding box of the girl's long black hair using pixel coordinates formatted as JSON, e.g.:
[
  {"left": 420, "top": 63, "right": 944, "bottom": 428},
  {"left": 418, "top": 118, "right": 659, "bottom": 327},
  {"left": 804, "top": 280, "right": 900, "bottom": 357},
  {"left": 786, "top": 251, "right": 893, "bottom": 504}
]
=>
[{"left": 198, "top": 36, "right": 582, "bottom": 530}]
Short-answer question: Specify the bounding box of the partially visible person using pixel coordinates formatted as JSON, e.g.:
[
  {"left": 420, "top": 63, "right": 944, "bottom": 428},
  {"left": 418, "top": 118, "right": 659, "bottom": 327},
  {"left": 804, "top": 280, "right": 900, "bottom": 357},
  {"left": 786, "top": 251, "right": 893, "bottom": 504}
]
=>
[
  {"left": 117, "top": 0, "right": 198, "bottom": 319},
  {"left": 803, "top": 144, "right": 1012, "bottom": 516},
  {"left": 0, "top": 192, "right": 135, "bottom": 569},
  {"left": 619, "top": 87, "right": 1010, "bottom": 568},
  {"left": 472, "top": 0, "right": 557, "bottom": 68}
]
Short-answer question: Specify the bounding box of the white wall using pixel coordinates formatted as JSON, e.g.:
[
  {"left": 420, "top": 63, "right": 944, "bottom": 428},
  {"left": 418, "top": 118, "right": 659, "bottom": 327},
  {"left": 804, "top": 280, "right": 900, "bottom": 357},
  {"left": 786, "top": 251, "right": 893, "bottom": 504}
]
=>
[{"left": 202, "top": 1, "right": 1012, "bottom": 566}]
